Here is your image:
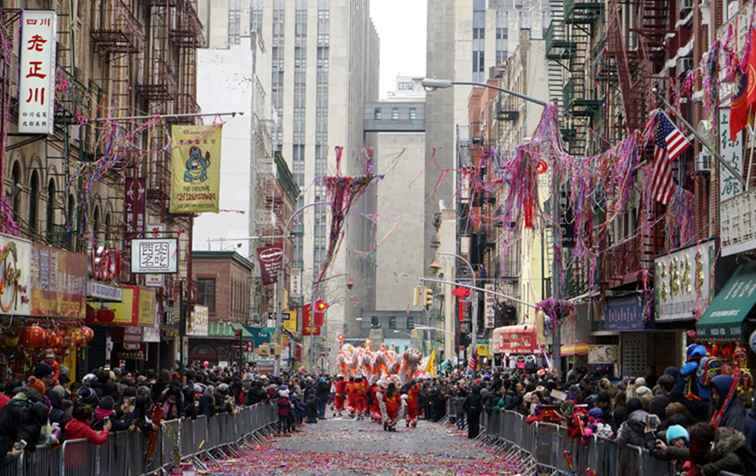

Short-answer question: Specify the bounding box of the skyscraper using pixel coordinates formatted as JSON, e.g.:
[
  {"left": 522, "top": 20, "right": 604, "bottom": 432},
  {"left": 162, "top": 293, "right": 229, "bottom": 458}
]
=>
[{"left": 198, "top": 0, "right": 380, "bottom": 361}]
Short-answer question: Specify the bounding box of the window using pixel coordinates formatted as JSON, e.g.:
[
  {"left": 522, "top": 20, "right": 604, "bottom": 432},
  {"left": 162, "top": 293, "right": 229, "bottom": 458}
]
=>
[
  {"left": 10, "top": 162, "right": 21, "bottom": 219},
  {"left": 473, "top": 27, "right": 485, "bottom": 39},
  {"left": 196, "top": 278, "right": 217, "bottom": 314},
  {"left": 28, "top": 171, "right": 38, "bottom": 233},
  {"left": 391, "top": 107, "right": 399, "bottom": 120},
  {"left": 388, "top": 316, "right": 397, "bottom": 330},
  {"left": 104, "top": 213, "right": 111, "bottom": 241},
  {"left": 92, "top": 206, "right": 100, "bottom": 244},
  {"left": 409, "top": 107, "right": 417, "bottom": 120},
  {"left": 407, "top": 315, "right": 415, "bottom": 330},
  {"left": 370, "top": 316, "right": 379, "bottom": 328},
  {"left": 473, "top": 51, "right": 485, "bottom": 73},
  {"left": 374, "top": 108, "right": 382, "bottom": 120}
]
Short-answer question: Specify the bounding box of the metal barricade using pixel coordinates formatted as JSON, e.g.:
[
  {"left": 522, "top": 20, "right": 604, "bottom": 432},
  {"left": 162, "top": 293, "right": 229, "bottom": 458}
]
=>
[
  {"left": 193, "top": 415, "right": 208, "bottom": 454},
  {"left": 207, "top": 413, "right": 221, "bottom": 450},
  {"left": 61, "top": 439, "right": 97, "bottom": 476},
  {"left": 618, "top": 444, "right": 643, "bottom": 476},
  {"left": 22, "top": 444, "right": 61, "bottom": 476},
  {"left": 101, "top": 432, "right": 131, "bottom": 476},
  {"left": 638, "top": 447, "right": 676, "bottom": 475},
  {"left": 534, "top": 422, "right": 560, "bottom": 468},
  {"left": 160, "top": 419, "right": 180, "bottom": 469},
  {"left": 180, "top": 418, "right": 194, "bottom": 457},
  {"left": 0, "top": 454, "right": 20, "bottom": 476}
]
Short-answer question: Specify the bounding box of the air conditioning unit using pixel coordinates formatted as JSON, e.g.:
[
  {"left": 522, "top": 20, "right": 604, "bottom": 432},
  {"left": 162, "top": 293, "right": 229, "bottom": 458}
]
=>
[
  {"left": 695, "top": 151, "right": 712, "bottom": 174},
  {"left": 676, "top": 57, "right": 693, "bottom": 78}
]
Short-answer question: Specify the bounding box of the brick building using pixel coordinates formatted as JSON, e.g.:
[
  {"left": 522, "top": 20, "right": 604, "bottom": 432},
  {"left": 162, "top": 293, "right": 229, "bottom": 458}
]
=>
[{"left": 192, "top": 251, "right": 253, "bottom": 324}]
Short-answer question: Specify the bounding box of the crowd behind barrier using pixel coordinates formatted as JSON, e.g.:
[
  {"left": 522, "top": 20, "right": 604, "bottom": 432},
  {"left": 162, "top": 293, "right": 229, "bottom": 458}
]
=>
[{"left": 4, "top": 402, "right": 277, "bottom": 476}]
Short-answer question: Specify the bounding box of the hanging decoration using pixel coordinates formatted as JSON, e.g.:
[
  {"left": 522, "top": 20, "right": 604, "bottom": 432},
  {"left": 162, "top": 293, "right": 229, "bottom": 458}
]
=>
[{"left": 317, "top": 147, "right": 382, "bottom": 283}]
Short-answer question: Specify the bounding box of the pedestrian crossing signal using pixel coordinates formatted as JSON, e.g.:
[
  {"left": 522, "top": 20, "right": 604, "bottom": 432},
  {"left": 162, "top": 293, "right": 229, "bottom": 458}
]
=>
[{"left": 424, "top": 288, "right": 433, "bottom": 308}]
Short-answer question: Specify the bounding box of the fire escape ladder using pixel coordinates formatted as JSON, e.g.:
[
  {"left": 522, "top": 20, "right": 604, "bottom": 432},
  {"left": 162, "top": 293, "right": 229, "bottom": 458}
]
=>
[{"left": 607, "top": 0, "right": 642, "bottom": 132}]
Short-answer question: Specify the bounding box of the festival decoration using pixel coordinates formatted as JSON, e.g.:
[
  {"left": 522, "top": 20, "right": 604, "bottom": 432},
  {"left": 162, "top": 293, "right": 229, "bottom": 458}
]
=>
[
  {"left": 536, "top": 297, "right": 575, "bottom": 330},
  {"left": 81, "top": 326, "right": 94, "bottom": 343},
  {"left": 317, "top": 147, "right": 381, "bottom": 283},
  {"left": 22, "top": 324, "right": 47, "bottom": 348},
  {"left": 336, "top": 341, "right": 428, "bottom": 384},
  {"left": 452, "top": 286, "right": 471, "bottom": 322}
]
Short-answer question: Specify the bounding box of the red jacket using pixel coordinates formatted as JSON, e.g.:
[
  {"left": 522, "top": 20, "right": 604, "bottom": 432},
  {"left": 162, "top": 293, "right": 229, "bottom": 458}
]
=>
[{"left": 65, "top": 419, "right": 109, "bottom": 445}]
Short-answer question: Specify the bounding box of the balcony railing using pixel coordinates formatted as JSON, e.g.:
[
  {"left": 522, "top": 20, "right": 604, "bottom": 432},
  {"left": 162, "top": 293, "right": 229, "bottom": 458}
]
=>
[{"left": 601, "top": 234, "right": 644, "bottom": 287}]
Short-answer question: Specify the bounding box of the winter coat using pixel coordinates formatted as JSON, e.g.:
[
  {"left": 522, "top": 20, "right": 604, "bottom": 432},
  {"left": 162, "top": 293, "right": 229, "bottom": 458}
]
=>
[
  {"left": 277, "top": 397, "right": 291, "bottom": 417},
  {"left": 463, "top": 391, "right": 482, "bottom": 416},
  {"left": 64, "top": 419, "right": 109, "bottom": 445},
  {"left": 616, "top": 409, "right": 655, "bottom": 450},
  {"left": 745, "top": 408, "right": 756, "bottom": 458},
  {"left": 0, "top": 395, "right": 46, "bottom": 460},
  {"left": 699, "top": 427, "right": 749, "bottom": 476}
]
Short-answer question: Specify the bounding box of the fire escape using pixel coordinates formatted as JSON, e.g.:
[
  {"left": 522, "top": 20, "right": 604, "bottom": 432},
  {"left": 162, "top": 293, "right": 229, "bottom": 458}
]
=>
[
  {"left": 546, "top": 0, "right": 604, "bottom": 155},
  {"left": 601, "top": 0, "right": 669, "bottom": 288}
]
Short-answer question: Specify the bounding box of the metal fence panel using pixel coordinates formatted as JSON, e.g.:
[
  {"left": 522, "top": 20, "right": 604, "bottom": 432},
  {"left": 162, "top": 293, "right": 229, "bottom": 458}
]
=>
[
  {"left": 160, "top": 419, "right": 180, "bottom": 469},
  {"left": 61, "top": 439, "right": 96, "bottom": 476},
  {"left": 23, "top": 445, "right": 60, "bottom": 476}
]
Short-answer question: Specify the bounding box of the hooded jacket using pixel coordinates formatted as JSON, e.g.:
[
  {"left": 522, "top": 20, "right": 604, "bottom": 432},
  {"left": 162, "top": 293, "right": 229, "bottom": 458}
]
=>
[
  {"left": 710, "top": 375, "right": 745, "bottom": 433},
  {"left": 700, "top": 427, "right": 748, "bottom": 476},
  {"left": 616, "top": 409, "right": 655, "bottom": 450}
]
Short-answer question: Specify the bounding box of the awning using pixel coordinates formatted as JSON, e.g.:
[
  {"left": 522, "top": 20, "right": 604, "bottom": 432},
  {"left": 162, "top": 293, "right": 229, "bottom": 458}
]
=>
[
  {"left": 697, "top": 263, "right": 756, "bottom": 341},
  {"left": 560, "top": 343, "right": 590, "bottom": 357},
  {"left": 205, "top": 322, "right": 254, "bottom": 340},
  {"left": 492, "top": 325, "right": 537, "bottom": 354}
]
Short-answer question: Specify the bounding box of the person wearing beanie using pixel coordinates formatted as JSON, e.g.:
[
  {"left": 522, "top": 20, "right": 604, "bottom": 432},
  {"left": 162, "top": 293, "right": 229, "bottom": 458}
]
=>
[
  {"left": 665, "top": 424, "right": 689, "bottom": 447},
  {"left": 91, "top": 396, "right": 114, "bottom": 431}
]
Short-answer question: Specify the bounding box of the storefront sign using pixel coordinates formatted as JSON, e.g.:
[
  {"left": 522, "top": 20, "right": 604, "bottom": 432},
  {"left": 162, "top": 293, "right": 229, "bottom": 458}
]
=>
[
  {"left": 0, "top": 234, "right": 32, "bottom": 316},
  {"left": 142, "top": 323, "right": 161, "bottom": 343},
  {"left": 90, "top": 247, "right": 121, "bottom": 282},
  {"left": 124, "top": 177, "right": 145, "bottom": 238},
  {"left": 283, "top": 309, "right": 297, "bottom": 334},
  {"left": 130, "top": 239, "right": 178, "bottom": 273},
  {"left": 188, "top": 305, "right": 209, "bottom": 336},
  {"left": 301, "top": 305, "right": 320, "bottom": 336},
  {"left": 30, "top": 244, "right": 86, "bottom": 318},
  {"left": 124, "top": 327, "right": 142, "bottom": 350},
  {"left": 720, "top": 190, "right": 756, "bottom": 256},
  {"left": 603, "top": 295, "right": 646, "bottom": 331},
  {"left": 588, "top": 345, "right": 619, "bottom": 365},
  {"left": 18, "top": 11, "right": 57, "bottom": 135},
  {"left": 492, "top": 325, "right": 537, "bottom": 354},
  {"left": 654, "top": 240, "right": 715, "bottom": 321},
  {"left": 103, "top": 286, "right": 154, "bottom": 326},
  {"left": 144, "top": 274, "right": 164, "bottom": 287},
  {"left": 484, "top": 284, "right": 495, "bottom": 329},
  {"left": 86, "top": 281, "right": 122, "bottom": 302},
  {"left": 719, "top": 108, "right": 744, "bottom": 201},
  {"left": 169, "top": 124, "right": 222, "bottom": 213},
  {"left": 257, "top": 243, "right": 283, "bottom": 285}
]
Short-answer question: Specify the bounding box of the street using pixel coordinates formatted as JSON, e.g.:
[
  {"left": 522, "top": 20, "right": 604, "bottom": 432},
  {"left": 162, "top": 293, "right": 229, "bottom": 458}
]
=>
[{"left": 210, "top": 417, "right": 529, "bottom": 475}]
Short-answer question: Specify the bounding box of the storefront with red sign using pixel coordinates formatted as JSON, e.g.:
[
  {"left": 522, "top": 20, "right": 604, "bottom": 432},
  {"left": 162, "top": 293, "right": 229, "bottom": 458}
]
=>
[{"left": 492, "top": 325, "right": 538, "bottom": 355}]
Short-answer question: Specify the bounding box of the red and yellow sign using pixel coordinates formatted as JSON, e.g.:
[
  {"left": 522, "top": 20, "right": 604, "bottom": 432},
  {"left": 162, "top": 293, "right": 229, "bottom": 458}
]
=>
[{"left": 104, "top": 286, "right": 155, "bottom": 326}]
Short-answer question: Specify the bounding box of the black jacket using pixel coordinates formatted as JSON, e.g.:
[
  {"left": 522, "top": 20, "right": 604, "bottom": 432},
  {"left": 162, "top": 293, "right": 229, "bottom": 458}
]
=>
[{"left": 0, "top": 396, "right": 46, "bottom": 460}]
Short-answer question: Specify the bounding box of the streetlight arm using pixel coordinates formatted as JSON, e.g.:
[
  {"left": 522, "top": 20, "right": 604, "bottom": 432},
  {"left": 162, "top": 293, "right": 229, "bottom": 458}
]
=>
[
  {"left": 419, "top": 277, "right": 537, "bottom": 309},
  {"left": 420, "top": 78, "right": 548, "bottom": 107}
]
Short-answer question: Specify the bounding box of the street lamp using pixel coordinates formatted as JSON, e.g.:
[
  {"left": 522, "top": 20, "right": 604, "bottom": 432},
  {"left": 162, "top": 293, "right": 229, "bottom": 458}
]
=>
[{"left": 420, "top": 77, "right": 563, "bottom": 376}]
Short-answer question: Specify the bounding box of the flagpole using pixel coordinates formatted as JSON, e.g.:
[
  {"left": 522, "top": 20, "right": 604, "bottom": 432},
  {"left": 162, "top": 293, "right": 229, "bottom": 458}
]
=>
[{"left": 655, "top": 93, "right": 747, "bottom": 187}]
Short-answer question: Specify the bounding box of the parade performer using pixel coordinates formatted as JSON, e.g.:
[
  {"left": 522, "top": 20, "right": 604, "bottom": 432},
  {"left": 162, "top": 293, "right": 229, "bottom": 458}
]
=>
[
  {"left": 355, "top": 376, "right": 368, "bottom": 418},
  {"left": 405, "top": 380, "right": 421, "bottom": 428},
  {"left": 383, "top": 383, "right": 402, "bottom": 432},
  {"left": 333, "top": 375, "right": 347, "bottom": 416},
  {"left": 368, "top": 380, "right": 382, "bottom": 422},
  {"left": 346, "top": 377, "right": 357, "bottom": 416}
]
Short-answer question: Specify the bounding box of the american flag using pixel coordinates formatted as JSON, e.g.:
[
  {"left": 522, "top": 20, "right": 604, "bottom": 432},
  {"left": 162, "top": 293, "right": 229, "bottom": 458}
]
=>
[{"left": 651, "top": 111, "right": 691, "bottom": 205}]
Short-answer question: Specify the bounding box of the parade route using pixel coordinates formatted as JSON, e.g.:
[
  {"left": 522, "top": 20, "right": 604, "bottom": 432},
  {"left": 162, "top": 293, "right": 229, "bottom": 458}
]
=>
[{"left": 211, "top": 417, "right": 530, "bottom": 475}]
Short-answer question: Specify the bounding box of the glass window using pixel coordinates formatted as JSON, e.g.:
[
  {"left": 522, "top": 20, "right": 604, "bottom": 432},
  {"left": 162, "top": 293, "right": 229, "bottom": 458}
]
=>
[
  {"left": 374, "top": 108, "right": 382, "bottom": 120},
  {"left": 370, "top": 316, "right": 379, "bottom": 328},
  {"left": 407, "top": 315, "right": 414, "bottom": 329},
  {"left": 409, "top": 107, "right": 417, "bottom": 120},
  {"left": 391, "top": 107, "right": 399, "bottom": 120},
  {"left": 389, "top": 316, "right": 396, "bottom": 330},
  {"left": 196, "top": 278, "right": 216, "bottom": 314}
]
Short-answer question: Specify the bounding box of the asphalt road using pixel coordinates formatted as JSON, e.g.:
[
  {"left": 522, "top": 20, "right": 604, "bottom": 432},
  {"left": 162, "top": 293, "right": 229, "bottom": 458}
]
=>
[{"left": 209, "top": 416, "right": 532, "bottom": 475}]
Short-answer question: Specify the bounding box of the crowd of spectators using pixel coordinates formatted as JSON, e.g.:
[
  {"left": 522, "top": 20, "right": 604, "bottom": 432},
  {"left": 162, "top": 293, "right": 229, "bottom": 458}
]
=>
[
  {"left": 0, "top": 360, "right": 328, "bottom": 467},
  {"left": 422, "top": 351, "right": 756, "bottom": 476}
]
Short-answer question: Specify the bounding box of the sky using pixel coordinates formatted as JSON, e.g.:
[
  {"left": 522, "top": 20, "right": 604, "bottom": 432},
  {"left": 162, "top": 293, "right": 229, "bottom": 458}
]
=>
[{"left": 370, "top": 0, "right": 427, "bottom": 98}]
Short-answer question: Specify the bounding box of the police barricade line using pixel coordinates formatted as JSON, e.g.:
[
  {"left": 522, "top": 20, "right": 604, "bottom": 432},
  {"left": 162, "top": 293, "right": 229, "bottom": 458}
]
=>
[
  {"left": 60, "top": 438, "right": 96, "bottom": 476},
  {"left": 618, "top": 444, "right": 643, "bottom": 476},
  {"left": 21, "top": 444, "right": 60, "bottom": 476},
  {"left": 160, "top": 419, "right": 181, "bottom": 471},
  {"left": 180, "top": 418, "right": 194, "bottom": 458},
  {"left": 533, "top": 422, "right": 559, "bottom": 468},
  {"left": 102, "top": 431, "right": 130, "bottom": 476},
  {"left": 193, "top": 416, "right": 208, "bottom": 455}
]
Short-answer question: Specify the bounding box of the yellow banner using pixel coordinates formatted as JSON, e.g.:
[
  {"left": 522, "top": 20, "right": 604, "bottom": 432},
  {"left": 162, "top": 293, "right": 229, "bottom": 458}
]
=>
[
  {"left": 283, "top": 309, "right": 297, "bottom": 334},
  {"left": 106, "top": 287, "right": 136, "bottom": 325},
  {"left": 169, "top": 124, "right": 222, "bottom": 213},
  {"left": 138, "top": 288, "right": 156, "bottom": 326}
]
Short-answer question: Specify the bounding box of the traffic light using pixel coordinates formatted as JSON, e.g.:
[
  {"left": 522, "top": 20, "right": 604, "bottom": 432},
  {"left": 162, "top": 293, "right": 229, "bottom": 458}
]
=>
[
  {"left": 424, "top": 287, "right": 433, "bottom": 308},
  {"left": 315, "top": 299, "right": 329, "bottom": 313}
]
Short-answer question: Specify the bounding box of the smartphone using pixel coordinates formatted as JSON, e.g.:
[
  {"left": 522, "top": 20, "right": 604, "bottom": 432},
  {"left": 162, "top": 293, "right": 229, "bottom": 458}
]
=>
[{"left": 645, "top": 414, "right": 660, "bottom": 431}]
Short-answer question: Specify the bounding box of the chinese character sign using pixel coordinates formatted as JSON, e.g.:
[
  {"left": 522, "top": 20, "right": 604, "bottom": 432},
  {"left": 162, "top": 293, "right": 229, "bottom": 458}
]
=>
[
  {"left": 484, "top": 284, "right": 496, "bottom": 329},
  {"left": 130, "top": 239, "right": 178, "bottom": 273},
  {"left": 18, "top": 11, "right": 57, "bottom": 135},
  {"left": 719, "top": 109, "right": 744, "bottom": 201},
  {"left": 169, "top": 125, "right": 222, "bottom": 213},
  {"left": 124, "top": 177, "right": 146, "bottom": 238}
]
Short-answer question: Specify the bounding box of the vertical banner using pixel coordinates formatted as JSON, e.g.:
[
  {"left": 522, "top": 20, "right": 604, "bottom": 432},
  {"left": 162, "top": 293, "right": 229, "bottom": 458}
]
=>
[
  {"left": 169, "top": 124, "right": 222, "bottom": 213},
  {"left": 283, "top": 309, "right": 298, "bottom": 334},
  {"left": 124, "top": 177, "right": 146, "bottom": 238},
  {"left": 18, "top": 11, "right": 57, "bottom": 134},
  {"left": 256, "top": 243, "right": 284, "bottom": 285},
  {"left": 484, "top": 284, "right": 496, "bottom": 329},
  {"left": 719, "top": 108, "right": 744, "bottom": 201}
]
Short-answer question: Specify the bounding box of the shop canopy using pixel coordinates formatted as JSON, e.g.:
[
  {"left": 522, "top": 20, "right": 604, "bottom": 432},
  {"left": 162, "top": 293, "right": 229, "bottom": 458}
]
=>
[
  {"left": 492, "top": 325, "right": 537, "bottom": 354},
  {"left": 697, "top": 263, "right": 756, "bottom": 341}
]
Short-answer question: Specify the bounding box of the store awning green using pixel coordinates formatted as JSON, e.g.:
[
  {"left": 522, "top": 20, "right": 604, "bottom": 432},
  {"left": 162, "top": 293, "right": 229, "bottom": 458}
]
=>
[
  {"left": 207, "top": 322, "right": 253, "bottom": 340},
  {"left": 697, "top": 263, "right": 756, "bottom": 341},
  {"left": 245, "top": 326, "right": 274, "bottom": 346}
]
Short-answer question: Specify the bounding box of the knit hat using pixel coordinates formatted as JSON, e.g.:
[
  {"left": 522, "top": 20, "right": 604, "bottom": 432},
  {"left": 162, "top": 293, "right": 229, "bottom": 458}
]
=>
[
  {"left": 98, "top": 396, "right": 115, "bottom": 411},
  {"left": 588, "top": 407, "right": 604, "bottom": 420},
  {"left": 666, "top": 425, "right": 689, "bottom": 445},
  {"left": 34, "top": 362, "right": 54, "bottom": 379},
  {"left": 27, "top": 376, "right": 46, "bottom": 396},
  {"left": 634, "top": 377, "right": 646, "bottom": 386},
  {"left": 635, "top": 386, "right": 652, "bottom": 399}
]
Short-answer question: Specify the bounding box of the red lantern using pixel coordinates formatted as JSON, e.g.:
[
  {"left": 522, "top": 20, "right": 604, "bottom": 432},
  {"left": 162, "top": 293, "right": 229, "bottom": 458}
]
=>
[
  {"left": 46, "top": 331, "right": 63, "bottom": 349},
  {"left": 536, "top": 159, "right": 549, "bottom": 175},
  {"left": 23, "top": 325, "right": 47, "bottom": 348},
  {"left": 69, "top": 328, "right": 86, "bottom": 347},
  {"left": 85, "top": 305, "right": 96, "bottom": 323},
  {"left": 81, "top": 326, "right": 94, "bottom": 343},
  {"left": 97, "top": 308, "right": 115, "bottom": 324}
]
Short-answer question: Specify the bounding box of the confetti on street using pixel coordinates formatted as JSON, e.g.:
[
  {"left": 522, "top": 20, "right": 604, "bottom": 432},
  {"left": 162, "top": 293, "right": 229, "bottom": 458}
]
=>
[{"left": 206, "top": 418, "right": 530, "bottom": 475}]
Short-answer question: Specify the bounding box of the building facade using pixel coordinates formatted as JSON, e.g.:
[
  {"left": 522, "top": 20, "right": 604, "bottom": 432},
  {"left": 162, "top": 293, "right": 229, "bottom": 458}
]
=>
[{"left": 198, "top": 0, "right": 380, "bottom": 365}]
